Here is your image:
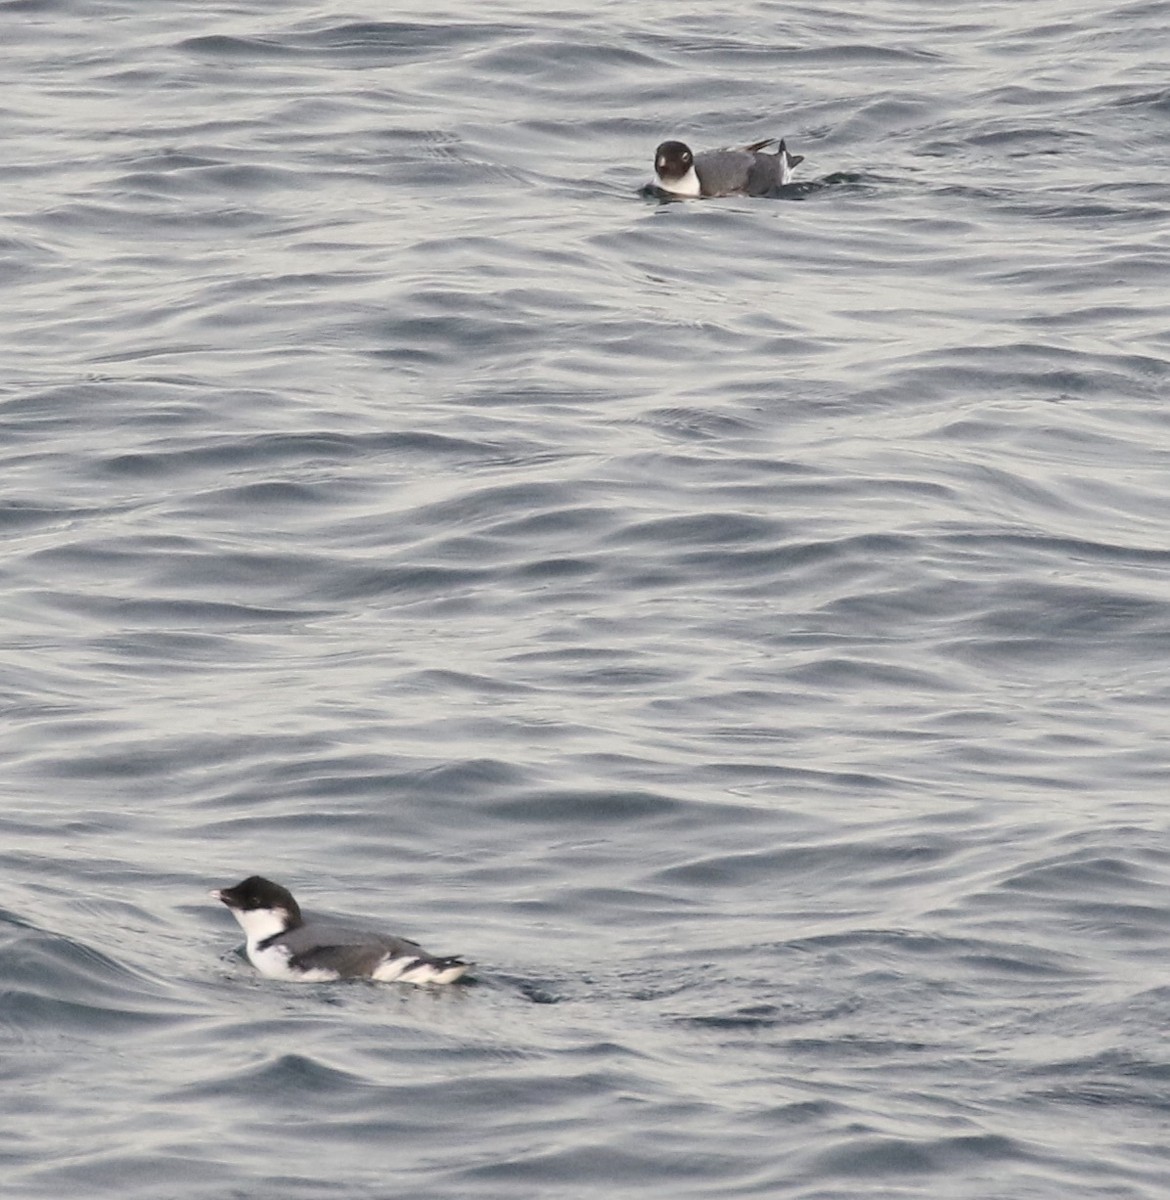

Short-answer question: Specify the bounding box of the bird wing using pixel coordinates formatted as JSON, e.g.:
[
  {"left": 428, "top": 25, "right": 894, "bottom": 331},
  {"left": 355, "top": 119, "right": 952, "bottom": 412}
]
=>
[
  {"left": 281, "top": 921, "right": 432, "bottom": 977},
  {"left": 693, "top": 148, "right": 755, "bottom": 196},
  {"left": 288, "top": 942, "right": 398, "bottom": 976}
]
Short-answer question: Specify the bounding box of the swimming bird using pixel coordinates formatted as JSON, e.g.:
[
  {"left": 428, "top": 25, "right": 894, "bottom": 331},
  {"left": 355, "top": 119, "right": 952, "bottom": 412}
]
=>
[
  {"left": 211, "top": 875, "right": 471, "bottom": 985},
  {"left": 652, "top": 137, "right": 804, "bottom": 198}
]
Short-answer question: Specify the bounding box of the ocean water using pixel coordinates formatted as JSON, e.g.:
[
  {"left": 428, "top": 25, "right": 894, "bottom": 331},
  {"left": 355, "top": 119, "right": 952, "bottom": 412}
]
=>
[{"left": 3, "top": 0, "right": 1170, "bottom": 1195}]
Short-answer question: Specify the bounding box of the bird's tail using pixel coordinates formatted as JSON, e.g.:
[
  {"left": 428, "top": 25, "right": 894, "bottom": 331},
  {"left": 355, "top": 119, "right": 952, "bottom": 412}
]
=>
[
  {"left": 777, "top": 139, "right": 804, "bottom": 185},
  {"left": 778, "top": 139, "right": 804, "bottom": 170}
]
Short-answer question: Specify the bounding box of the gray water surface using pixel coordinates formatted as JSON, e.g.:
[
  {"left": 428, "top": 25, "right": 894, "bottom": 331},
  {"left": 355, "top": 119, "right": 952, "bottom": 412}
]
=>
[{"left": 4, "top": 1, "right": 1170, "bottom": 1197}]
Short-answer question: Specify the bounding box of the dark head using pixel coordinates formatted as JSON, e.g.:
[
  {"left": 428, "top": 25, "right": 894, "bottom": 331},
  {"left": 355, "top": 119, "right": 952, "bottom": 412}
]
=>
[
  {"left": 212, "top": 875, "right": 303, "bottom": 927},
  {"left": 654, "top": 140, "right": 694, "bottom": 184}
]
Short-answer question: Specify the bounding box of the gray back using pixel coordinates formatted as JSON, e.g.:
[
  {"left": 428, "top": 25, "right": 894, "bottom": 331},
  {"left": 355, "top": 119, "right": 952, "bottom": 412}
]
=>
[{"left": 694, "top": 148, "right": 755, "bottom": 196}]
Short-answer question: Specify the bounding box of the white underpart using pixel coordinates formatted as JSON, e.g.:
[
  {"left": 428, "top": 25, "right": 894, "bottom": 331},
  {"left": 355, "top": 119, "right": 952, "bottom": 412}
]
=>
[
  {"left": 778, "top": 153, "right": 795, "bottom": 186},
  {"left": 656, "top": 163, "right": 701, "bottom": 197}
]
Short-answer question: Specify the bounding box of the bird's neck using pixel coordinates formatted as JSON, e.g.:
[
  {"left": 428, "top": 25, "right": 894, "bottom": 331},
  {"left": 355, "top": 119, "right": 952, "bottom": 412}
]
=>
[
  {"left": 658, "top": 164, "right": 701, "bottom": 197},
  {"left": 234, "top": 906, "right": 293, "bottom": 949}
]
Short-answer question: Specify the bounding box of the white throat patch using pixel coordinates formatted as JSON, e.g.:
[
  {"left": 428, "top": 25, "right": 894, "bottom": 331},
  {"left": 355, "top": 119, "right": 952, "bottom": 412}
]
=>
[
  {"left": 656, "top": 164, "right": 701, "bottom": 198},
  {"left": 228, "top": 905, "right": 290, "bottom": 946}
]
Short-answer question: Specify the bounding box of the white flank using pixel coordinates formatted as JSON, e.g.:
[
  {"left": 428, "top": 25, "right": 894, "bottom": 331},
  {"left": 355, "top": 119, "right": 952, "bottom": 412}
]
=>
[
  {"left": 373, "top": 955, "right": 469, "bottom": 985},
  {"left": 247, "top": 941, "right": 340, "bottom": 982}
]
